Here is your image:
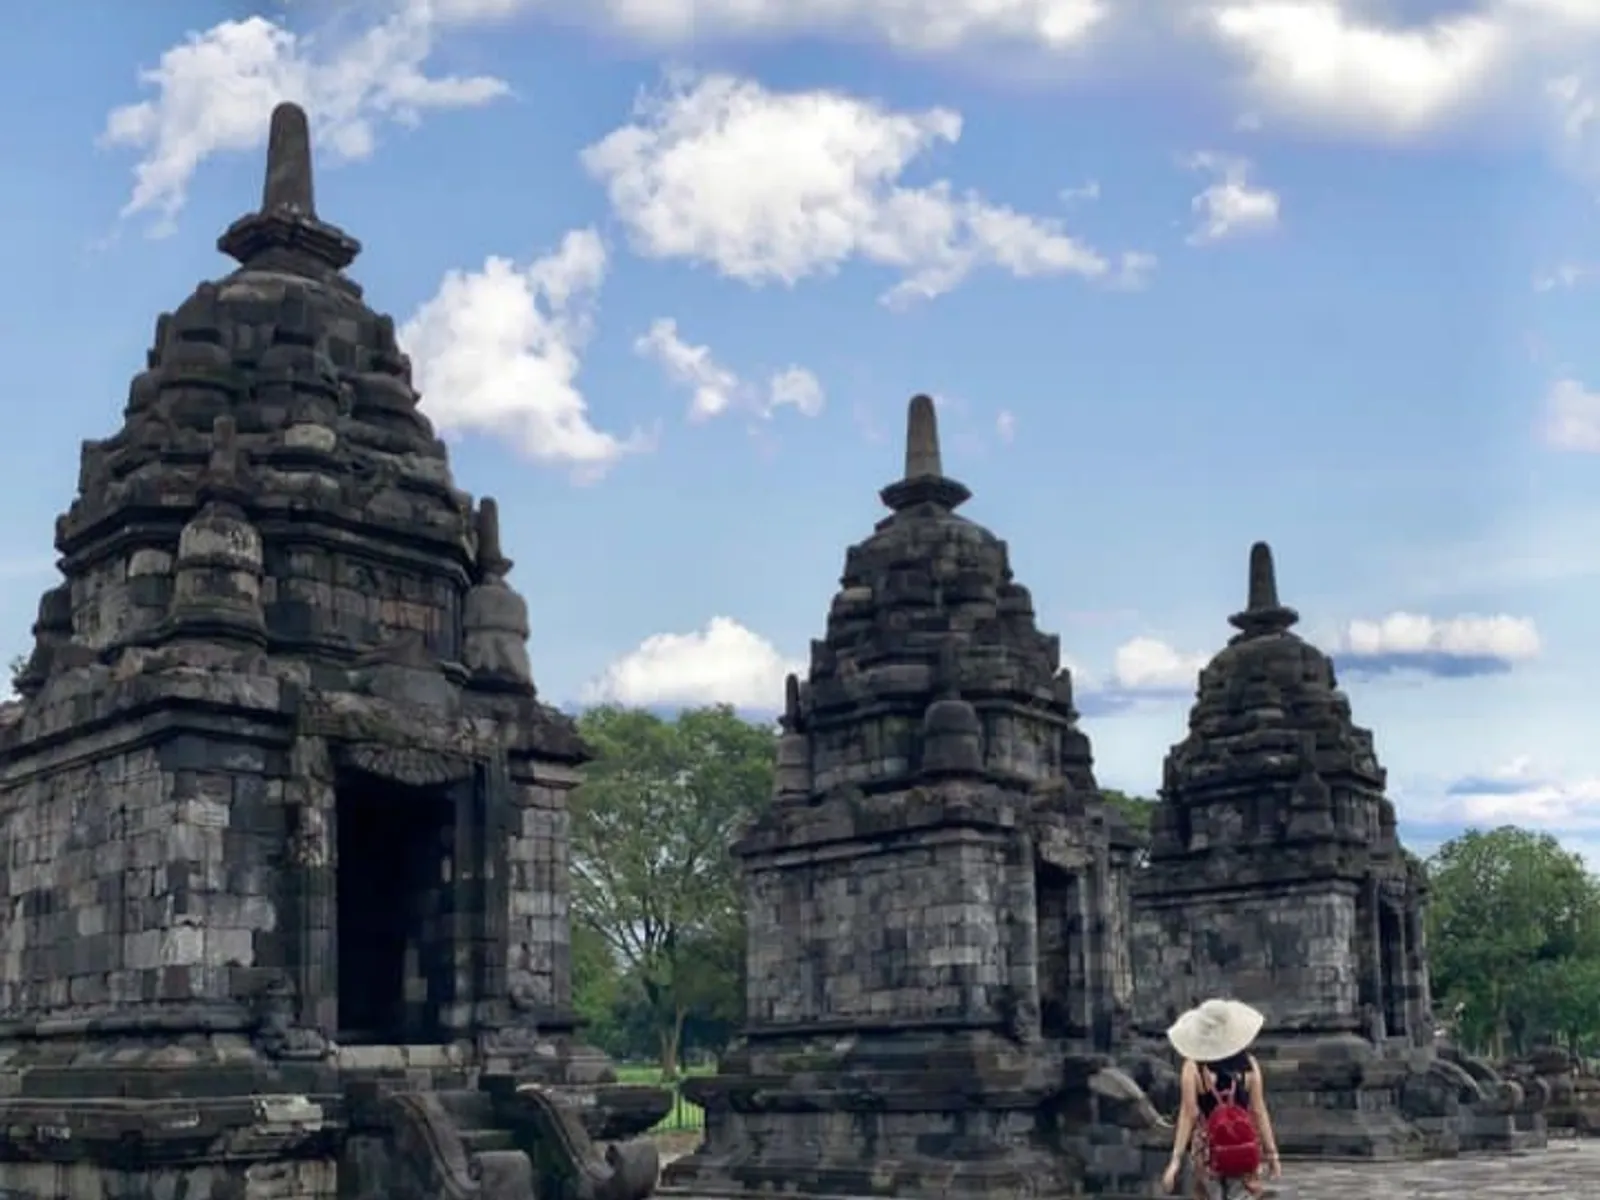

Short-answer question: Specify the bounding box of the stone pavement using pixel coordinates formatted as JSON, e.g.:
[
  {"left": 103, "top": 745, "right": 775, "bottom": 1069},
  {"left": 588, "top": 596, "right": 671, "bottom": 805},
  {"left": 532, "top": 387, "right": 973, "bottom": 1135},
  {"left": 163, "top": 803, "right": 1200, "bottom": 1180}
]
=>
[
  {"left": 1265, "top": 1138, "right": 1600, "bottom": 1198},
  {"left": 659, "top": 1138, "right": 1600, "bottom": 1198}
]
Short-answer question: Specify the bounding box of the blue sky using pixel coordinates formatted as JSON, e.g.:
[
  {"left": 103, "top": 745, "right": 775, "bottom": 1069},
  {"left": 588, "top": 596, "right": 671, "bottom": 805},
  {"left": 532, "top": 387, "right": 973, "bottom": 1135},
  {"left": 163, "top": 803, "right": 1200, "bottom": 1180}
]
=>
[{"left": 4, "top": 0, "right": 1600, "bottom": 863}]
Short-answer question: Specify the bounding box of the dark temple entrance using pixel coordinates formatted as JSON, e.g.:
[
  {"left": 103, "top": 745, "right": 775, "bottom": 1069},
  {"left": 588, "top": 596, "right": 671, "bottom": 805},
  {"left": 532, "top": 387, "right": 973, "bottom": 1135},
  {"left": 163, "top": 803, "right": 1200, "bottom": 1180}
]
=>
[
  {"left": 335, "top": 771, "right": 456, "bottom": 1043},
  {"left": 1378, "top": 902, "right": 1407, "bottom": 1039},
  {"left": 1036, "top": 864, "right": 1083, "bottom": 1040}
]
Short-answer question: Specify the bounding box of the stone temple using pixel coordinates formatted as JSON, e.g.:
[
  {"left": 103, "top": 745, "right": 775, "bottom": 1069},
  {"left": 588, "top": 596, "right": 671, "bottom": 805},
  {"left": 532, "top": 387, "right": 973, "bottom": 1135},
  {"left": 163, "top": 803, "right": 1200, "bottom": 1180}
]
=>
[
  {"left": 663, "top": 396, "right": 1167, "bottom": 1199},
  {"left": 0, "top": 103, "right": 666, "bottom": 1200},
  {"left": 1129, "top": 542, "right": 1545, "bottom": 1158}
]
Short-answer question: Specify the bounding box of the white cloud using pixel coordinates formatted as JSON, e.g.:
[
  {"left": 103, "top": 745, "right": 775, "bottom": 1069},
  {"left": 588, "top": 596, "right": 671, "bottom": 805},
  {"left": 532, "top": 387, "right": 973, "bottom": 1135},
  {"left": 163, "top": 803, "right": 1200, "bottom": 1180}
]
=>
[
  {"left": 584, "top": 616, "right": 804, "bottom": 708},
  {"left": 635, "top": 319, "right": 827, "bottom": 421},
  {"left": 1440, "top": 757, "right": 1600, "bottom": 833},
  {"left": 1534, "top": 262, "right": 1594, "bottom": 291},
  {"left": 1060, "top": 179, "right": 1101, "bottom": 202},
  {"left": 1186, "top": 152, "right": 1281, "bottom": 244},
  {"left": 1540, "top": 378, "right": 1600, "bottom": 451},
  {"left": 103, "top": 1, "right": 1600, "bottom": 238},
  {"left": 635, "top": 319, "right": 742, "bottom": 422},
  {"left": 1071, "top": 636, "right": 1208, "bottom": 715},
  {"left": 580, "top": 73, "right": 1150, "bottom": 306},
  {"left": 1201, "top": 2, "right": 1510, "bottom": 138},
  {"left": 1338, "top": 612, "right": 1542, "bottom": 663},
  {"left": 100, "top": 9, "right": 506, "bottom": 232},
  {"left": 1459, "top": 778, "right": 1600, "bottom": 830},
  {"left": 1083, "top": 615, "right": 1540, "bottom": 715},
  {"left": 398, "top": 229, "right": 644, "bottom": 480},
  {"left": 766, "top": 366, "right": 826, "bottom": 417},
  {"left": 1549, "top": 74, "right": 1596, "bottom": 137},
  {"left": 996, "top": 409, "right": 1017, "bottom": 443},
  {"left": 1549, "top": 73, "right": 1600, "bottom": 179},
  {"left": 435, "top": 0, "right": 1108, "bottom": 50},
  {"left": 1109, "top": 636, "right": 1208, "bottom": 692}
]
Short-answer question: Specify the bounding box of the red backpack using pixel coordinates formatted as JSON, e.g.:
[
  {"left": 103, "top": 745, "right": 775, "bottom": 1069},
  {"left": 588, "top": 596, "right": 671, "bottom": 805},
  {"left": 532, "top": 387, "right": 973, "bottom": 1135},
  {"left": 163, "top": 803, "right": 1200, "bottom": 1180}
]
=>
[{"left": 1204, "top": 1073, "right": 1261, "bottom": 1179}]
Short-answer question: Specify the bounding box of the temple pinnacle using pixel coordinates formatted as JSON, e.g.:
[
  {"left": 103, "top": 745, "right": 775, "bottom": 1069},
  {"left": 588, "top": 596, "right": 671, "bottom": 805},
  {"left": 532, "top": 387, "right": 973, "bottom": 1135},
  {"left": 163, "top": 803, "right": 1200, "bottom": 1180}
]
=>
[
  {"left": 218, "top": 101, "right": 359, "bottom": 271},
  {"left": 1246, "top": 541, "right": 1279, "bottom": 611},
  {"left": 476, "top": 497, "right": 511, "bottom": 579},
  {"left": 1228, "top": 540, "right": 1299, "bottom": 636},
  {"left": 904, "top": 394, "right": 942, "bottom": 480},
  {"left": 879, "top": 393, "right": 971, "bottom": 513},
  {"left": 262, "top": 102, "right": 315, "bottom": 216},
  {"left": 782, "top": 673, "right": 802, "bottom": 733}
]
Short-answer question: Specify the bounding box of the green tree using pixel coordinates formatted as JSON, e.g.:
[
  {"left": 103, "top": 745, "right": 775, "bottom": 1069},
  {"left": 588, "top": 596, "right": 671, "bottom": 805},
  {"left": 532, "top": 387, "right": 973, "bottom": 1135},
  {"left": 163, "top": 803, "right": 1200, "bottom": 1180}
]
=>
[
  {"left": 1427, "top": 826, "right": 1600, "bottom": 1056},
  {"left": 1100, "top": 789, "right": 1156, "bottom": 835},
  {"left": 571, "top": 920, "right": 623, "bottom": 1055},
  {"left": 7, "top": 653, "right": 26, "bottom": 694},
  {"left": 1100, "top": 789, "right": 1156, "bottom": 868},
  {"left": 1512, "top": 955, "right": 1600, "bottom": 1054},
  {"left": 673, "top": 919, "right": 746, "bottom": 1060},
  {"left": 569, "top": 705, "right": 774, "bottom": 1076}
]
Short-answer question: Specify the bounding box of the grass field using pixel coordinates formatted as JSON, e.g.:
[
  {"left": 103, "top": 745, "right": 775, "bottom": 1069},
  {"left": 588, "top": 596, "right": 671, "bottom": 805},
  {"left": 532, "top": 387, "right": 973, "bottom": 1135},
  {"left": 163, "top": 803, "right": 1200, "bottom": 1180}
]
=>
[{"left": 613, "top": 1063, "right": 715, "bottom": 1132}]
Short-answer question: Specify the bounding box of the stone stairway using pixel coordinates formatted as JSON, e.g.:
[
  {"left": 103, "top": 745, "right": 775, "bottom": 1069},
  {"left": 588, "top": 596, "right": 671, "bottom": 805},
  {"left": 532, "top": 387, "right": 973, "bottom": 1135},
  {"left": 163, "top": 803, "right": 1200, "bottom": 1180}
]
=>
[
  {"left": 341, "top": 1075, "right": 661, "bottom": 1200},
  {"left": 435, "top": 1087, "right": 535, "bottom": 1198}
]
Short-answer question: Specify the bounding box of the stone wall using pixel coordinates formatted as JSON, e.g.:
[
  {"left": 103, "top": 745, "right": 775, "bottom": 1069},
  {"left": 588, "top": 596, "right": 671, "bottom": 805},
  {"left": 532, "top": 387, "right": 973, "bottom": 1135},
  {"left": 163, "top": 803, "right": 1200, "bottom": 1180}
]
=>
[
  {"left": 809, "top": 713, "right": 921, "bottom": 793},
  {"left": 744, "top": 826, "right": 1026, "bottom": 1028},
  {"left": 62, "top": 529, "right": 467, "bottom": 667},
  {"left": 0, "top": 730, "right": 290, "bottom": 1021},
  {"left": 505, "top": 769, "right": 577, "bottom": 1017},
  {"left": 1131, "top": 884, "right": 1360, "bottom": 1033},
  {"left": 1169, "top": 788, "right": 1388, "bottom": 853},
  {"left": 70, "top": 552, "right": 170, "bottom": 651},
  {"left": 0, "top": 709, "right": 582, "bottom": 1039},
  {"left": 981, "top": 706, "right": 1076, "bottom": 782},
  {"left": 260, "top": 541, "right": 463, "bottom": 661}
]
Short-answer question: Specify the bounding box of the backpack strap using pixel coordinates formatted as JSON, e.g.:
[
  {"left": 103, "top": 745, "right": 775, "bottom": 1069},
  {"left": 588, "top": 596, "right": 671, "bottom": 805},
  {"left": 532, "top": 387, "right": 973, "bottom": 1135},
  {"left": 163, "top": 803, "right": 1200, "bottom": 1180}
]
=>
[{"left": 1206, "top": 1068, "right": 1238, "bottom": 1107}]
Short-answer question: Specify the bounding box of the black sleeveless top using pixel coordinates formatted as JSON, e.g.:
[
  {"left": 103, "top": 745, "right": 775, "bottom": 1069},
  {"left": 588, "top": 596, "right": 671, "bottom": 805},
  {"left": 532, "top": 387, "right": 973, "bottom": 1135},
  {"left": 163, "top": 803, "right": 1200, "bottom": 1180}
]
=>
[{"left": 1196, "top": 1051, "right": 1253, "bottom": 1116}]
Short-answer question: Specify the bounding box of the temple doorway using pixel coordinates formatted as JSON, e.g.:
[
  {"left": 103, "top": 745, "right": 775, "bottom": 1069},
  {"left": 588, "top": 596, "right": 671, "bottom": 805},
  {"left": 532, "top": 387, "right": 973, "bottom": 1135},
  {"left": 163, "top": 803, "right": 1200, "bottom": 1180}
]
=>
[
  {"left": 335, "top": 771, "right": 455, "bottom": 1043},
  {"left": 1036, "top": 864, "right": 1083, "bottom": 1039},
  {"left": 1377, "top": 903, "right": 1407, "bottom": 1039}
]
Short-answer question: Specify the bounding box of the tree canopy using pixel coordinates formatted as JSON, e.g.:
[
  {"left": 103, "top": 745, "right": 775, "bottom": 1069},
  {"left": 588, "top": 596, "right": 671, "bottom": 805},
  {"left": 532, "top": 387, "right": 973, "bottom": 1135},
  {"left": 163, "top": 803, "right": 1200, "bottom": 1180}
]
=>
[
  {"left": 568, "top": 705, "right": 774, "bottom": 1074},
  {"left": 1100, "top": 789, "right": 1156, "bottom": 835},
  {"left": 1427, "top": 825, "right": 1600, "bottom": 1056}
]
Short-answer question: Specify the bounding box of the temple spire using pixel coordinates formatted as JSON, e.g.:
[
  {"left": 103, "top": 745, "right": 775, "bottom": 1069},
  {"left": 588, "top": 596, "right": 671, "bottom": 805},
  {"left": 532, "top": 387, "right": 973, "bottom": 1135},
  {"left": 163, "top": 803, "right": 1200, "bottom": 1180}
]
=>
[
  {"left": 262, "top": 102, "right": 315, "bottom": 216},
  {"left": 476, "top": 497, "right": 512, "bottom": 580},
  {"left": 1228, "top": 540, "right": 1299, "bottom": 637},
  {"left": 880, "top": 393, "right": 972, "bottom": 513},
  {"left": 1247, "top": 541, "right": 1279, "bottom": 609},
  {"left": 218, "top": 101, "right": 360, "bottom": 274},
  {"left": 905, "top": 393, "right": 942, "bottom": 479},
  {"left": 781, "top": 673, "right": 803, "bottom": 734}
]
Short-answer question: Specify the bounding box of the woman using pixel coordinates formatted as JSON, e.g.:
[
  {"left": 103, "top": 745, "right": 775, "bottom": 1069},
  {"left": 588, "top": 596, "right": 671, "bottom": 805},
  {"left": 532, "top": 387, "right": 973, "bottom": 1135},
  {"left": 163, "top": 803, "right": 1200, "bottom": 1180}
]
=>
[{"left": 1160, "top": 998, "right": 1282, "bottom": 1197}]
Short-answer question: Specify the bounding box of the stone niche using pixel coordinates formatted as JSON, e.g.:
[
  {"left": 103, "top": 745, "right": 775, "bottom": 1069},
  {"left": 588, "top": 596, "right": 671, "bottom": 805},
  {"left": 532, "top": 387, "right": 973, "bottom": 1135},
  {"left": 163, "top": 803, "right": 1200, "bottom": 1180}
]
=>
[
  {"left": 0, "top": 104, "right": 665, "bottom": 1200},
  {"left": 1129, "top": 542, "right": 1546, "bottom": 1159},
  {"left": 662, "top": 396, "right": 1168, "bottom": 1200}
]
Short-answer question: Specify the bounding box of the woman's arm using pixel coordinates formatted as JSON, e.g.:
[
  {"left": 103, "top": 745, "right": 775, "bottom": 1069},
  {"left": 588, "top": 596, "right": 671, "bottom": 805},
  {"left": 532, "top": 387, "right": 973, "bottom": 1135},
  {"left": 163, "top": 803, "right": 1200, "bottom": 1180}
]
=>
[
  {"left": 1247, "top": 1056, "right": 1280, "bottom": 1164},
  {"left": 1168, "top": 1061, "right": 1200, "bottom": 1169}
]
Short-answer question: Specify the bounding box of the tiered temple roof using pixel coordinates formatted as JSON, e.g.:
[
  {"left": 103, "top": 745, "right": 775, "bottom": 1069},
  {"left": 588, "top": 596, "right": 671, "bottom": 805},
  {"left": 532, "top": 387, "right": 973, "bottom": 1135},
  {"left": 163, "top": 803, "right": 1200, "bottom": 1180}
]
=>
[
  {"left": 1147, "top": 541, "right": 1400, "bottom": 875},
  {"left": 773, "top": 393, "right": 1099, "bottom": 805}
]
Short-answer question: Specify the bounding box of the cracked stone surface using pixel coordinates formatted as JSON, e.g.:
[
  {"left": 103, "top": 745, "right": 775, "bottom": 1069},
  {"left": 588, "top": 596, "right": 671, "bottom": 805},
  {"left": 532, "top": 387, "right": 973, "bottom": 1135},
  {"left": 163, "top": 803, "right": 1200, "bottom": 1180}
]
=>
[
  {"left": 1259, "top": 1140, "right": 1599, "bottom": 1198},
  {"left": 659, "top": 1141, "right": 1600, "bottom": 1198}
]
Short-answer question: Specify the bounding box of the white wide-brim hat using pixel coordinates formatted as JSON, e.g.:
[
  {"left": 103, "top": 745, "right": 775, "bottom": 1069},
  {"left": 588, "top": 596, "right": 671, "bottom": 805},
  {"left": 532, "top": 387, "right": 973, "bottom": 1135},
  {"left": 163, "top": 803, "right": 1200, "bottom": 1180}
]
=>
[{"left": 1166, "top": 999, "right": 1266, "bottom": 1062}]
